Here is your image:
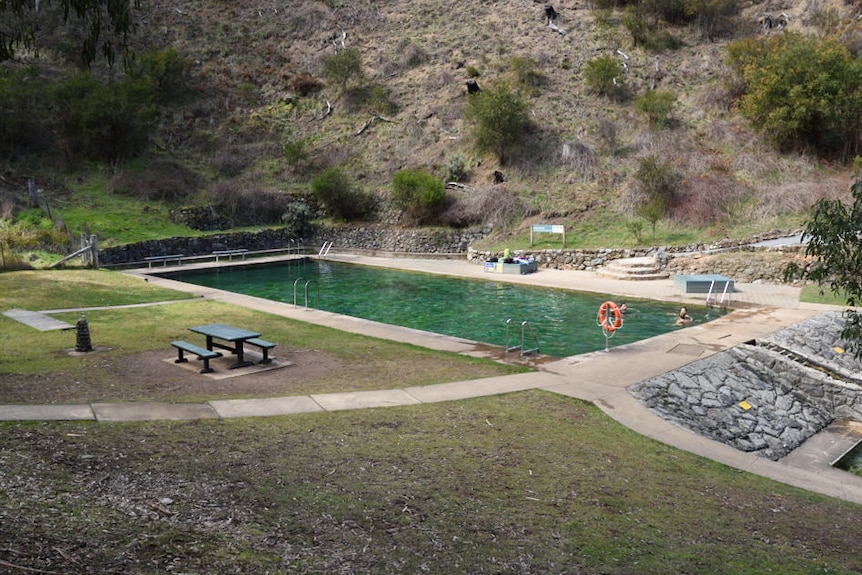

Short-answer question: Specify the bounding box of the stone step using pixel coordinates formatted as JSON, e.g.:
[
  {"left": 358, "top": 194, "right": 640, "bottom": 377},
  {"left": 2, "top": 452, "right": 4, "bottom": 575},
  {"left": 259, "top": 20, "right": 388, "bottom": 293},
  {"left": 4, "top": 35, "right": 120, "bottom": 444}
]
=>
[
  {"left": 597, "top": 256, "right": 669, "bottom": 281},
  {"left": 596, "top": 269, "right": 670, "bottom": 281}
]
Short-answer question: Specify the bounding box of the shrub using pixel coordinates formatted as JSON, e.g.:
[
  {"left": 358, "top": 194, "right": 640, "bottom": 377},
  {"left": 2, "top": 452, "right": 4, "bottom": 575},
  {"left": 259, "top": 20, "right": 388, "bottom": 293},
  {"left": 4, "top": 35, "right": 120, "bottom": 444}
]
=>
[
  {"left": 626, "top": 219, "right": 645, "bottom": 244},
  {"left": 54, "top": 73, "right": 157, "bottom": 163},
  {"left": 509, "top": 56, "right": 546, "bottom": 95},
  {"left": 133, "top": 48, "right": 192, "bottom": 104},
  {"left": 282, "top": 137, "right": 311, "bottom": 173},
  {"left": 311, "top": 167, "right": 373, "bottom": 221},
  {"left": 622, "top": 7, "right": 682, "bottom": 50},
  {"left": 445, "top": 154, "right": 469, "bottom": 183},
  {"left": 463, "top": 83, "right": 530, "bottom": 164},
  {"left": 323, "top": 47, "right": 364, "bottom": 90},
  {"left": 560, "top": 141, "right": 596, "bottom": 181},
  {"left": 583, "top": 55, "right": 625, "bottom": 101},
  {"left": 727, "top": 33, "right": 862, "bottom": 160},
  {"left": 596, "top": 118, "right": 619, "bottom": 155},
  {"left": 208, "top": 181, "right": 293, "bottom": 226},
  {"left": 391, "top": 169, "right": 447, "bottom": 225},
  {"left": 633, "top": 155, "right": 681, "bottom": 235},
  {"left": 634, "top": 89, "right": 677, "bottom": 128},
  {"left": 109, "top": 160, "right": 202, "bottom": 202},
  {"left": 441, "top": 186, "right": 525, "bottom": 228},
  {"left": 281, "top": 201, "right": 315, "bottom": 237},
  {"left": 291, "top": 73, "right": 324, "bottom": 96}
]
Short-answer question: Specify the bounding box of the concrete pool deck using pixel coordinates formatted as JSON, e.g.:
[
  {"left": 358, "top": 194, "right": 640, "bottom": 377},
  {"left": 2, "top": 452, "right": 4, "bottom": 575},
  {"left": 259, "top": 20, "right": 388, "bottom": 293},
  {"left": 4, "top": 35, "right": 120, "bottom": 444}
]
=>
[{"left": 2, "top": 254, "right": 862, "bottom": 504}]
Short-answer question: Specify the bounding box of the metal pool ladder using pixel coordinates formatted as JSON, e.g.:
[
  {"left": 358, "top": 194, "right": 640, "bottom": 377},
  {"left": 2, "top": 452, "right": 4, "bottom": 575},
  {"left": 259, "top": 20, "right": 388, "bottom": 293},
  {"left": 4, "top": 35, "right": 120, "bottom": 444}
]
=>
[
  {"left": 705, "top": 279, "right": 731, "bottom": 309},
  {"left": 505, "top": 319, "right": 540, "bottom": 356},
  {"left": 318, "top": 241, "right": 333, "bottom": 257},
  {"left": 293, "top": 278, "right": 319, "bottom": 309}
]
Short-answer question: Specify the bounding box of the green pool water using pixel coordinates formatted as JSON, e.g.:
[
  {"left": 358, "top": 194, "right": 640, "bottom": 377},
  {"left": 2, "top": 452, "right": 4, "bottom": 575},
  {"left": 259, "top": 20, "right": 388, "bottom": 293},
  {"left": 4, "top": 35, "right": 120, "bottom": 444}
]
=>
[
  {"left": 835, "top": 444, "right": 862, "bottom": 478},
  {"left": 165, "top": 259, "right": 724, "bottom": 358}
]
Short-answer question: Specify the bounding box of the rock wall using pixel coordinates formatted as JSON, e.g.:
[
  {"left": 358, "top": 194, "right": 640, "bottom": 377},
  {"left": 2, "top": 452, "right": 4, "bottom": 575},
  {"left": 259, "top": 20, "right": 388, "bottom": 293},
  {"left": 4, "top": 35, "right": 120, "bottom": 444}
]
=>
[
  {"left": 98, "top": 226, "right": 491, "bottom": 266},
  {"left": 630, "top": 312, "right": 862, "bottom": 461},
  {"left": 98, "top": 229, "right": 300, "bottom": 266},
  {"left": 98, "top": 223, "right": 804, "bottom": 284}
]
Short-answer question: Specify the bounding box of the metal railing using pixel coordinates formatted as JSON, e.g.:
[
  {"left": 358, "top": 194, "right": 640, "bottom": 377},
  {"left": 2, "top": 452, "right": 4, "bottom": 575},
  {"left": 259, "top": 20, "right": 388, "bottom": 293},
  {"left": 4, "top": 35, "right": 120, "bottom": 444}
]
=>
[
  {"left": 706, "top": 279, "right": 731, "bottom": 309},
  {"left": 293, "top": 278, "right": 319, "bottom": 309},
  {"left": 504, "top": 319, "right": 540, "bottom": 356},
  {"left": 318, "top": 241, "right": 333, "bottom": 257}
]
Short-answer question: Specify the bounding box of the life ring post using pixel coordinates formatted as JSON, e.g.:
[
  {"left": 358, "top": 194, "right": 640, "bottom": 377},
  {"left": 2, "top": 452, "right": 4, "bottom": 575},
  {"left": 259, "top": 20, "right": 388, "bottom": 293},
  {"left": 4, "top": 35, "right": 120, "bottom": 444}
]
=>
[{"left": 596, "top": 300, "right": 624, "bottom": 351}]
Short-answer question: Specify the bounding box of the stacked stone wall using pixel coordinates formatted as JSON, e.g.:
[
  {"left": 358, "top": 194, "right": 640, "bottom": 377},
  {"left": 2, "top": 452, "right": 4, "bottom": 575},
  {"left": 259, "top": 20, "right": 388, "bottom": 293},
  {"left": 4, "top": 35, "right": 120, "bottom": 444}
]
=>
[
  {"left": 98, "top": 224, "right": 804, "bottom": 284},
  {"left": 630, "top": 312, "right": 862, "bottom": 461}
]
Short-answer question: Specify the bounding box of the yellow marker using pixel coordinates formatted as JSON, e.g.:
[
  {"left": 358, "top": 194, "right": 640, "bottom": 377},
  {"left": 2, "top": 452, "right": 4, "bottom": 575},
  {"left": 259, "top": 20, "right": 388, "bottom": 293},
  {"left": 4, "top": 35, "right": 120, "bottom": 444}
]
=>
[
  {"left": 738, "top": 401, "right": 752, "bottom": 411},
  {"left": 834, "top": 347, "right": 845, "bottom": 354}
]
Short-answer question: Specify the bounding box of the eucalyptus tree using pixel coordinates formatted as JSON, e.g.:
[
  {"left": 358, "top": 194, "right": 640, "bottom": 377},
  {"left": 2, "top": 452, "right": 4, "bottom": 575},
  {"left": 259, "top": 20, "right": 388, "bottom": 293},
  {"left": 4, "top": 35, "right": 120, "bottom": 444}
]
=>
[
  {"left": 0, "top": 0, "right": 140, "bottom": 66},
  {"left": 785, "top": 175, "right": 862, "bottom": 358}
]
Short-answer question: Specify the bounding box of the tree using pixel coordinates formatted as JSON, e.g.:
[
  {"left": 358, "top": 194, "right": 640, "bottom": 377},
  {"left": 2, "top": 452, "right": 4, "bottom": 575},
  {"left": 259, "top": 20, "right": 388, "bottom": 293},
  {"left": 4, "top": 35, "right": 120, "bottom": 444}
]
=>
[
  {"left": 1, "top": 0, "right": 141, "bottom": 66},
  {"left": 726, "top": 33, "right": 862, "bottom": 160},
  {"left": 463, "top": 83, "right": 530, "bottom": 165},
  {"left": 784, "top": 175, "right": 862, "bottom": 358}
]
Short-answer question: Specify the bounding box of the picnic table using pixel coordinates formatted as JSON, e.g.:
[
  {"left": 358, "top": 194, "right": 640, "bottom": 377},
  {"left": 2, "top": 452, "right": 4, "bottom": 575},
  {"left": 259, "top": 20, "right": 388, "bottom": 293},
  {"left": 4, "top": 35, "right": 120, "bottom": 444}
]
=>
[{"left": 188, "top": 323, "right": 261, "bottom": 369}]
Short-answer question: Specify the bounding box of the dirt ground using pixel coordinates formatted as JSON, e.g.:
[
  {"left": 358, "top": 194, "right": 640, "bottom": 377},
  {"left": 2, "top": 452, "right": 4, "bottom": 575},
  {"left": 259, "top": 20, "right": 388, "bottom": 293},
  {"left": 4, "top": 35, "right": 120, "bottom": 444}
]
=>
[{"left": 0, "top": 347, "right": 348, "bottom": 405}]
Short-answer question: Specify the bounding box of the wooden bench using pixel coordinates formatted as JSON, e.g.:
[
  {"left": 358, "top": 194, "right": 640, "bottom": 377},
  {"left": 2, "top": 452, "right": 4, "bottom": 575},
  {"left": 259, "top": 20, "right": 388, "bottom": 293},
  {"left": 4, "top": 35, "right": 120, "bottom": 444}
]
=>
[
  {"left": 212, "top": 249, "right": 248, "bottom": 262},
  {"left": 146, "top": 254, "right": 185, "bottom": 268},
  {"left": 171, "top": 340, "right": 222, "bottom": 373},
  {"left": 245, "top": 337, "right": 276, "bottom": 364}
]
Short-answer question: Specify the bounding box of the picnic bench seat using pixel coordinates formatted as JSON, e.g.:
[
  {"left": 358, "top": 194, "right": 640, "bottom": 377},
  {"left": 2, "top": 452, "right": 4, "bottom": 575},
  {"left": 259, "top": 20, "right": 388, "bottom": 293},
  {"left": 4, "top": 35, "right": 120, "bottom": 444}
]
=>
[
  {"left": 146, "top": 254, "right": 185, "bottom": 268},
  {"left": 212, "top": 249, "right": 248, "bottom": 262},
  {"left": 245, "top": 337, "right": 276, "bottom": 364},
  {"left": 171, "top": 340, "right": 222, "bottom": 373}
]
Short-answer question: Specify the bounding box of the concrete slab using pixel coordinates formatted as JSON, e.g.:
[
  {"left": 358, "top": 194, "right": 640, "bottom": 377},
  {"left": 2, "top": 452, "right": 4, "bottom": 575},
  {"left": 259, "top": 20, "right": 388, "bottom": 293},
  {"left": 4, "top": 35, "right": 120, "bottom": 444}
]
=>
[
  {"left": 311, "top": 389, "right": 422, "bottom": 411},
  {"left": 3, "top": 308, "right": 74, "bottom": 331},
  {"left": 92, "top": 402, "right": 218, "bottom": 422},
  {"left": 0, "top": 404, "right": 94, "bottom": 421},
  {"left": 209, "top": 396, "right": 322, "bottom": 418},
  {"left": 404, "top": 371, "right": 562, "bottom": 403},
  {"left": 162, "top": 354, "right": 292, "bottom": 379}
]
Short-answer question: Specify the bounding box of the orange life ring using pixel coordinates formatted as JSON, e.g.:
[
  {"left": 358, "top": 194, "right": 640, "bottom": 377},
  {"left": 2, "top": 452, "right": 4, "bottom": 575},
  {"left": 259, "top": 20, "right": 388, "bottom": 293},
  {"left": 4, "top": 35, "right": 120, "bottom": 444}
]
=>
[{"left": 597, "top": 301, "right": 623, "bottom": 333}]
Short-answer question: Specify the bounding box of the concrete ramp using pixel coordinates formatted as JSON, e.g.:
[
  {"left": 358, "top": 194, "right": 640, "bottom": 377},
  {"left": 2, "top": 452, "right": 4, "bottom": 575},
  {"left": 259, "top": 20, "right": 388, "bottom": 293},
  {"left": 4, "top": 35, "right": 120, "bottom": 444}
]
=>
[{"left": 3, "top": 309, "right": 74, "bottom": 331}]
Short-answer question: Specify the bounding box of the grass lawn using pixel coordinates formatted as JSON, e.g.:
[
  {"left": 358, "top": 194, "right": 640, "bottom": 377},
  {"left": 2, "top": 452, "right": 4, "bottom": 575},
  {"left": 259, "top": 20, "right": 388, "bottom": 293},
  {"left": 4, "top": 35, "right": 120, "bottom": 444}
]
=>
[
  {"left": 1, "top": 393, "right": 861, "bottom": 574},
  {"left": 0, "top": 270, "right": 525, "bottom": 402},
  {"left": 0, "top": 269, "right": 860, "bottom": 574}
]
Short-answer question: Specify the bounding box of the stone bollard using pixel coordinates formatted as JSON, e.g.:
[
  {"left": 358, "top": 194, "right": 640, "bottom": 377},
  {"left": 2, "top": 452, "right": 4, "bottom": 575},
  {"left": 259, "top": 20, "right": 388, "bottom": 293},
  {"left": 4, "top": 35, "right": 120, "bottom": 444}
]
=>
[{"left": 75, "top": 314, "right": 93, "bottom": 353}]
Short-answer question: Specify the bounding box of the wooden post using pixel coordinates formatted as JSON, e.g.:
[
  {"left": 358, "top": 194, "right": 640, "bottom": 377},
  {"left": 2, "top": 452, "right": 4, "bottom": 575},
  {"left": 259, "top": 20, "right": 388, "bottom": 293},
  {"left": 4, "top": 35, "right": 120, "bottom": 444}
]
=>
[{"left": 91, "top": 235, "right": 99, "bottom": 269}]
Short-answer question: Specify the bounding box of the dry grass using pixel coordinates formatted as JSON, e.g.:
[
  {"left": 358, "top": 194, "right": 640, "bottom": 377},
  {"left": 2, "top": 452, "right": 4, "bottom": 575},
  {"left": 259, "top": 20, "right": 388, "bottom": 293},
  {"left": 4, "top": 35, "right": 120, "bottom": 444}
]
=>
[{"left": 20, "top": 0, "right": 860, "bottom": 241}]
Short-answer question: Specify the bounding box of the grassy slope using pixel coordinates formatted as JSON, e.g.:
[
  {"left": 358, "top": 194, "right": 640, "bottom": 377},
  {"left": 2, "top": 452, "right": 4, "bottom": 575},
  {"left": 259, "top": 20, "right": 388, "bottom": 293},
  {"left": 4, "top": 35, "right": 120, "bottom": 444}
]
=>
[{"left": 102, "top": 0, "right": 850, "bottom": 248}]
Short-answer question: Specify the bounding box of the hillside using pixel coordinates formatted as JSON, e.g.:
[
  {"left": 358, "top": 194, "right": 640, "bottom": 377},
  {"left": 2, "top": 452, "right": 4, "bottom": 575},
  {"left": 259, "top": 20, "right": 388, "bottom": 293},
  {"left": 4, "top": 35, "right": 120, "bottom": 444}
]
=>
[{"left": 2, "top": 0, "right": 860, "bottom": 251}]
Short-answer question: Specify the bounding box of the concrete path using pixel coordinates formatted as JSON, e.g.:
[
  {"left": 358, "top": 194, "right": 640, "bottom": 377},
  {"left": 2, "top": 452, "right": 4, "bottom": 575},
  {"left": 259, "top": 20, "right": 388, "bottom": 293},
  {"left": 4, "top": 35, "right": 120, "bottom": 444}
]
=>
[
  {"left": 3, "top": 254, "right": 862, "bottom": 504},
  {"left": 3, "top": 308, "right": 74, "bottom": 331}
]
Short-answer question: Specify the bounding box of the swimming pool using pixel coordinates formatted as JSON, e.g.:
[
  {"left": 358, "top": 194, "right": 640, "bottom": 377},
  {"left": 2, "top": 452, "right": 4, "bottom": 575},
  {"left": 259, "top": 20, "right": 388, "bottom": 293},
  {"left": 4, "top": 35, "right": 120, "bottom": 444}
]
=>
[{"left": 165, "top": 259, "right": 723, "bottom": 358}]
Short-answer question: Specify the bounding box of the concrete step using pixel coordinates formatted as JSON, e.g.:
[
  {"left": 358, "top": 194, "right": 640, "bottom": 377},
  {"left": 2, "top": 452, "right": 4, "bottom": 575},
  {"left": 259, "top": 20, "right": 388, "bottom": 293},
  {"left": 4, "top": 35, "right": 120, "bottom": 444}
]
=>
[
  {"left": 597, "top": 256, "right": 669, "bottom": 281},
  {"left": 596, "top": 270, "right": 670, "bottom": 281}
]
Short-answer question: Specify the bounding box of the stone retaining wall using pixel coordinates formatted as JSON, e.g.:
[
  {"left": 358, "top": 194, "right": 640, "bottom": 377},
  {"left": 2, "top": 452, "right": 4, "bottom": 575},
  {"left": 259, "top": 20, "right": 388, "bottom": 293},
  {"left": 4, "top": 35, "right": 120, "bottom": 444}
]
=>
[
  {"left": 98, "top": 226, "right": 491, "bottom": 266},
  {"left": 98, "top": 224, "right": 804, "bottom": 284},
  {"left": 630, "top": 312, "right": 862, "bottom": 461}
]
